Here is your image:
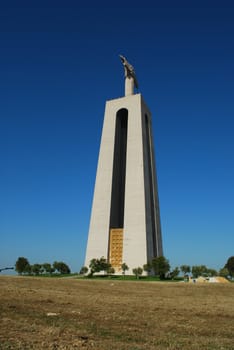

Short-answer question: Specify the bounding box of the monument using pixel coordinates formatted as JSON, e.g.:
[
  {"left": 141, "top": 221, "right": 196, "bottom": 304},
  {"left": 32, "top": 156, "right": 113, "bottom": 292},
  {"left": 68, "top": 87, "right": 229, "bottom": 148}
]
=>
[{"left": 85, "top": 56, "right": 163, "bottom": 274}]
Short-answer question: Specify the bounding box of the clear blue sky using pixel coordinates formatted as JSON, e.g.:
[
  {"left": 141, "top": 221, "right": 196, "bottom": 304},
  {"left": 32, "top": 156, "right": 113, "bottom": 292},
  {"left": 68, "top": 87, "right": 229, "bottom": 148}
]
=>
[{"left": 1, "top": 1, "right": 233, "bottom": 273}]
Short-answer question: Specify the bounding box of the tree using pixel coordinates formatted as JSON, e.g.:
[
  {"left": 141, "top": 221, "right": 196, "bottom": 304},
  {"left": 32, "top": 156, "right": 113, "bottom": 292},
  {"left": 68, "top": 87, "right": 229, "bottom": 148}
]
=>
[
  {"left": 53, "top": 261, "right": 60, "bottom": 273},
  {"left": 143, "top": 262, "right": 152, "bottom": 274},
  {"left": 121, "top": 263, "right": 129, "bottom": 276},
  {"left": 79, "top": 266, "right": 88, "bottom": 275},
  {"left": 192, "top": 266, "right": 200, "bottom": 278},
  {"left": 31, "top": 264, "right": 43, "bottom": 275},
  {"left": 107, "top": 266, "right": 115, "bottom": 276},
  {"left": 151, "top": 256, "right": 170, "bottom": 279},
  {"left": 60, "top": 262, "right": 70, "bottom": 274},
  {"left": 24, "top": 264, "right": 32, "bottom": 275},
  {"left": 98, "top": 257, "right": 111, "bottom": 273},
  {"left": 200, "top": 265, "right": 208, "bottom": 276},
  {"left": 43, "top": 263, "right": 55, "bottom": 275},
  {"left": 89, "top": 259, "right": 98, "bottom": 275},
  {"left": 170, "top": 267, "right": 180, "bottom": 280},
  {"left": 132, "top": 267, "right": 143, "bottom": 279},
  {"left": 53, "top": 261, "right": 71, "bottom": 274},
  {"left": 219, "top": 267, "right": 229, "bottom": 278},
  {"left": 89, "top": 257, "right": 111, "bottom": 276},
  {"left": 15, "top": 257, "right": 30, "bottom": 275},
  {"left": 192, "top": 265, "right": 208, "bottom": 278},
  {"left": 180, "top": 265, "right": 190, "bottom": 276},
  {"left": 225, "top": 256, "right": 234, "bottom": 277},
  {"left": 206, "top": 268, "right": 218, "bottom": 277}
]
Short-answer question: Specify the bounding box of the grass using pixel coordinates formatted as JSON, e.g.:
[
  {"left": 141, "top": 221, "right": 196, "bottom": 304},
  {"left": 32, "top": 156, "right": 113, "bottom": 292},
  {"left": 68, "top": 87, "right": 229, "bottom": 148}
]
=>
[
  {"left": 82, "top": 274, "right": 184, "bottom": 281},
  {"left": 0, "top": 276, "right": 233, "bottom": 349},
  {"left": 18, "top": 273, "right": 79, "bottom": 278}
]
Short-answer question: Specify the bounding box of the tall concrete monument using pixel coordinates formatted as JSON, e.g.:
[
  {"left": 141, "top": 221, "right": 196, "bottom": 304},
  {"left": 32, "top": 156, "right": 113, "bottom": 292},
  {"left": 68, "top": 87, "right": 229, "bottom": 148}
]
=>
[{"left": 85, "top": 55, "right": 163, "bottom": 274}]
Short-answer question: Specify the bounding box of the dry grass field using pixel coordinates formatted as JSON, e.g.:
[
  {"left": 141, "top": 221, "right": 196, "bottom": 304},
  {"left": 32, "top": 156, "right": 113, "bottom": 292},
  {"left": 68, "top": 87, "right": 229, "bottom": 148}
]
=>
[{"left": 0, "top": 276, "right": 233, "bottom": 350}]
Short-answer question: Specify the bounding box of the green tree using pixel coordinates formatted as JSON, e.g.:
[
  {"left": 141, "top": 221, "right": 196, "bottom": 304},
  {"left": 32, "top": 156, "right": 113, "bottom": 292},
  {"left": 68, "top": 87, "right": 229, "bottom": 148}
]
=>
[
  {"left": 143, "top": 262, "right": 152, "bottom": 274},
  {"left": 132, "top": 267, "right": 143, "bottom": 279},
  {"left": 31, "top": 264, "right": 42, "bottom": 275},
  {"left": 43, "top": 263, "right": 54, "bottom": 275},
  {"left": 53, "top": 261, "right": 71, "bottom": 274},
  {"left": 191, "top": 266, "right": 200, "bottom": 278},
  {"left": 98, "top": 257, "right": 111, "bottom": 272},
  {"left": 24, "top": 264, "right": 32, "bottom": 275},
  {"left": 170, "top": 267, "right": 180, "bottom": 280},
  {"left": 107, "top": 266, "right": 115, "bottom": 276},
  {"left": 89, "top": 257, "right": 111, "bottom": 276},
  {"left": 15, "top": 257, "right": 30, "bottom": 275},
  {"left": 59, "top": 262, "right": 70, "bottom": 274},
  {"left": 191, "top": 265, "right": 208, "bottom": 278},
  {"left": 89, "top": 259, "right": 98, "bottom": 275},
  {"left": 206, "top": 268, "right": 218, "bottom": 277},
  {"left": 121, "top": 263, "right": 129, "bottom": 276},
  {"left": 200, "top": 265, "right": 209, "bottom": 276},
  {"left": 79, "top": 266, "right": 88, "bottom": 275},
  {"left": 151, "top": 256, "right": 170, "bottom": 279},
  {"left": 180, "top": 265, "right": 190, "bottom": 276},
  {"left": 53, "top": 261, "right": 60, "bottom": 273},
  {"left": 225, "top": 256, "right": 234, "bottom": 277},
  {"left": 219, "top": 267, "right": 229, "bottom": 278}
]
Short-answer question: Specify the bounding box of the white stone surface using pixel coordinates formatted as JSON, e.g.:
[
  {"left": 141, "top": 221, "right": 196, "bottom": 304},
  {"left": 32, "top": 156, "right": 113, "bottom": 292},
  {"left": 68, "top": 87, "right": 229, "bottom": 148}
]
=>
[{"left": 85, "top": 94, "right": 162, "bottom": 273}]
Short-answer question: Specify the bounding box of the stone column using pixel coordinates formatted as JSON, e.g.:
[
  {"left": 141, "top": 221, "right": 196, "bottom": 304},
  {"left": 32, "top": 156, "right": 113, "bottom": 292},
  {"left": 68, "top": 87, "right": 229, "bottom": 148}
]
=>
[{"left": 125, "top": 76, "right": 134, "bottom": 96}]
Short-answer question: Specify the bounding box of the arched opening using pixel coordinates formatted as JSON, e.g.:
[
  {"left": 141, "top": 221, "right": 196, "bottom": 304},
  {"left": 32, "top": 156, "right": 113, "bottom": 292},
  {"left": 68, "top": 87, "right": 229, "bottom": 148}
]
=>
[{"left": 109, "top": 108, "right": 128, "bottom": 229}]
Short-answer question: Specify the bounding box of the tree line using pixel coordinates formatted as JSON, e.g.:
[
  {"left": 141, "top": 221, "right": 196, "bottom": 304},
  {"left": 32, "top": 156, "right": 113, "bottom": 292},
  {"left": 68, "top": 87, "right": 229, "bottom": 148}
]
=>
[
  {"left": 15, "top": 257, "right": 71, "bottom": 275},
  {"left": 79, "top": 256, "right": 172, "bottom": 279},
  {"left": 14, "top": 255, "right": 234, "bottom": 279},
  {"left": 80, "top": 255, "right": 234, "bottom": 279}
]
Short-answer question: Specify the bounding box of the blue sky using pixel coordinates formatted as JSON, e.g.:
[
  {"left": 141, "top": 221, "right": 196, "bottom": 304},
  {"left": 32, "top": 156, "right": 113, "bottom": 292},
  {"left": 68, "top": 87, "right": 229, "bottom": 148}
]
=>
[{"left": 1, "top": 0, "right": 233, "bottom": 273}]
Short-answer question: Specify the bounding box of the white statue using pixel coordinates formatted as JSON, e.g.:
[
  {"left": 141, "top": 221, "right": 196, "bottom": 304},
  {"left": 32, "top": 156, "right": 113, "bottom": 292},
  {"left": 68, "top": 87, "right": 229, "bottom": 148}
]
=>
[{"left": 119, "top": 55, "right": 138, "bottom": 95}]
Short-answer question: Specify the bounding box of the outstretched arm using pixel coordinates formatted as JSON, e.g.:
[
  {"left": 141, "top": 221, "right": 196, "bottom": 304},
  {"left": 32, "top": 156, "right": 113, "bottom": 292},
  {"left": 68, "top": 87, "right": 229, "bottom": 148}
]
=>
[{"left": 119, "top": 55, "right": 138, "bottom": 89}]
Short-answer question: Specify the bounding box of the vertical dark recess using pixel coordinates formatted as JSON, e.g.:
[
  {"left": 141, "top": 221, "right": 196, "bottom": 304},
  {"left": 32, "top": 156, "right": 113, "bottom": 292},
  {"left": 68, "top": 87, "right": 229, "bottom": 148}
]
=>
[
  {"left": 145, "top": 114, "right": 157, "bottom": 256},
  {"left": 109, "top": 109, "right": 128, "bottom": 229}
]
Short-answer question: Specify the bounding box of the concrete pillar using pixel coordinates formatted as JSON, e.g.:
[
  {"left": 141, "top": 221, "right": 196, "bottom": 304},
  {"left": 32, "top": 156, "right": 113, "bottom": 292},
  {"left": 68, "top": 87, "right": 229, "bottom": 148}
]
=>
[
  {"left": 125, "top": 77, "right": 134, "bottom": 96},
  {"left": 85, "top": 93, "right": 163, "bottom": 274}
]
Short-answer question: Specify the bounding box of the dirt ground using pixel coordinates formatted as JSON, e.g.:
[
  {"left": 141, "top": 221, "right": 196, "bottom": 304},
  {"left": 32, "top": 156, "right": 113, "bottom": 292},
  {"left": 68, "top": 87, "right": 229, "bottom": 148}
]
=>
[{"left": 0, "top": 276, "right": 233, "bottom": 350}]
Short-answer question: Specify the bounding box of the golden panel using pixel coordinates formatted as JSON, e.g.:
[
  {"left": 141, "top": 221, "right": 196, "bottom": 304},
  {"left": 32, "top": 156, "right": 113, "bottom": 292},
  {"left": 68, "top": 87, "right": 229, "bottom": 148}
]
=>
[{"left": 109, "top": 229, "right": 123, "bottom": 271}]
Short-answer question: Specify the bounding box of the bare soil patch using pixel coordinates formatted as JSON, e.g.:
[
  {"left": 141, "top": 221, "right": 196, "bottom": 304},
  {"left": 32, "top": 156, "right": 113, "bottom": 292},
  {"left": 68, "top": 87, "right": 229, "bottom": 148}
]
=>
[{"left": 0, "top": 276, "right": 233, "bottom": 349}]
